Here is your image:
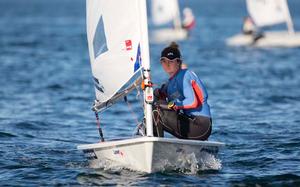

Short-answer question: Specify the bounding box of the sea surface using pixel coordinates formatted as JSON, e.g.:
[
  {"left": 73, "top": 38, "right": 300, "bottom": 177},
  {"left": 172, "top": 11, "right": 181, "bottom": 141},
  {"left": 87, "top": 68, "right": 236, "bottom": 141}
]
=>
[{"left": 1, "top": 0, "right": 300, "bottom": 186}]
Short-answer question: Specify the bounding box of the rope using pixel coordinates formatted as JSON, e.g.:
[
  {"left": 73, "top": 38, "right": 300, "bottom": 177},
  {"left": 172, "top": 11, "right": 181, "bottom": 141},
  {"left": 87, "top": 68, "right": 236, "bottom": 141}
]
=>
[
  {"left": 152, "top": 106, "right": 166, "bottom": 136},
  {"left": 95, "top": 112, "right": 105, "bottom": 142},
  {"left": 135, "top": 87, "right": 144, "bottom": 111},
  {"left": 124, "top": 96, "right": 140, "bottom": 126}
]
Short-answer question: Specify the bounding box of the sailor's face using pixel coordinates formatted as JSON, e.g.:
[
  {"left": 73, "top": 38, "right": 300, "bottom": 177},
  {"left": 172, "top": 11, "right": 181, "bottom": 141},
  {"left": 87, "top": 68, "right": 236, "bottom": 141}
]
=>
[{"left": 160, "top": 57, "right": 180, "bottom": 76}]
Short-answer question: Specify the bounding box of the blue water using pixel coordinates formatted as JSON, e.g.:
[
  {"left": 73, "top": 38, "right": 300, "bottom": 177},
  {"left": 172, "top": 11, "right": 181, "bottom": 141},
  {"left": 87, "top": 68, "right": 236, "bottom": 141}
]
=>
[{"left": 1, "top": 0, "right": 300, "bottom": 186}]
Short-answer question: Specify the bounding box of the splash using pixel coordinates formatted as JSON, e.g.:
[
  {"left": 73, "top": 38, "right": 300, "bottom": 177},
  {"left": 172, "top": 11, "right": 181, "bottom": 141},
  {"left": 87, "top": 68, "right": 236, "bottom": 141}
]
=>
[
  {"left": 196, "top": 151, "right": 222, "bottom": 171},
  {"left": 90, "top": 158, "right": 126, "bottom": 172},
  {"left": 153, "top": 151, "right": 222, "bottom": 174},
  {"left": 176, "top": 151, "right": 222, "bottom": 174}
]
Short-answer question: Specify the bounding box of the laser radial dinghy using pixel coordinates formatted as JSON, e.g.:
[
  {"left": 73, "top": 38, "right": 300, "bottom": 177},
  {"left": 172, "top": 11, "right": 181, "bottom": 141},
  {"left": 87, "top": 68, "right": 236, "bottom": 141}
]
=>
[
  {"left": 77, "top": 0, "right": 224, "bottom": 173},
  {"left": 226, "top": 0, "right": 300, "bottom": 48},
  {"left": 149, "top": 0, "right": 188, "bottom": 44}
]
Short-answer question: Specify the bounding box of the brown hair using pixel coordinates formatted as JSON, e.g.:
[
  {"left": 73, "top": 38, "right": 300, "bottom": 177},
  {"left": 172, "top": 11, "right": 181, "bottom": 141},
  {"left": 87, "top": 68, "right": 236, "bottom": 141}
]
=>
[
  {"left": 169, "top": 41, "right": 179, "bottom": 49},
  {"left": 170, "top": 42, "right": 182, "bottom": 65}
]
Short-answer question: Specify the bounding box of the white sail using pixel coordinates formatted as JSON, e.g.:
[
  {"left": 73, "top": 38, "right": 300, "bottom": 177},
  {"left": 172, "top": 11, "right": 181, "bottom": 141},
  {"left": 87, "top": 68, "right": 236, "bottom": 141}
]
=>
[
  {"left": 246, "top": 0, "right": 294, "bottom": 33},
  {"left": 86, "top": 0, "right": 150, "bottom": 110},
  {"left": 151, "top": 0, "right": 181, "bottom": 28}
]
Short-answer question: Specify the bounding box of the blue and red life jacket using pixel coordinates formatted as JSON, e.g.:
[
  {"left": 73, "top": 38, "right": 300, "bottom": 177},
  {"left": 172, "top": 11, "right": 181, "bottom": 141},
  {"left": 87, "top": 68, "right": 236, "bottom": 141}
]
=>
[{"left": 161, "top": 69, "right": 211, "bottom": 117}]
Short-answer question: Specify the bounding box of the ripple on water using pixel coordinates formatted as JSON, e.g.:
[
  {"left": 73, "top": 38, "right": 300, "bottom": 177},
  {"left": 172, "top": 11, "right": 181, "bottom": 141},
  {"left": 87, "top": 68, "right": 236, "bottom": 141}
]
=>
[
  {"left": 0, "top": 131, "right": 17, "bottom": 138},
  {"left": 231, "top": 173, "right": 300, "bottom": 187},
  {"left": 12, "top": 121, "right": 50, "bottom": 131}
]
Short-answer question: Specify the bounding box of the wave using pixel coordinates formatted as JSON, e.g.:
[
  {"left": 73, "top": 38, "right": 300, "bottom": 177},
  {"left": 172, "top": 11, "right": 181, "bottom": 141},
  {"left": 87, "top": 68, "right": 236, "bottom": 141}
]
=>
[
  {"left": 231, "top": 173, "right": 300, "bottom": 186},
  {"left": 0, "top": 131, "right": 17, "bottom": 138}
]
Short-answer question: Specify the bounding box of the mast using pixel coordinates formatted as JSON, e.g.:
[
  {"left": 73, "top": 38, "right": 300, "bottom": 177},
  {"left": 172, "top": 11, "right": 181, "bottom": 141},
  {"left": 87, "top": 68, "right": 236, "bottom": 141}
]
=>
[
  {"left": 281, "top": 0, "right": 295, "bottom": 34},
  {"left": 285, "top": 14, "right": 295, "bottom": 34},
  {"left": 173, "top": 0, "right": 182, "bottom": 29},
  {"left": 139, "top": 0, "right": 153, "bottom": 137}
]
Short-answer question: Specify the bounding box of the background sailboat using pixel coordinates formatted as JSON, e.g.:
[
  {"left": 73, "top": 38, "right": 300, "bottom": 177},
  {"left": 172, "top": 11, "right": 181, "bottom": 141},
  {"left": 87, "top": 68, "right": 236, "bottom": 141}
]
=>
[
  {"left": 149, "top": 0, "right": 189, "bottom": 44},
  {"left": 77, "top": 0, "right": 224, "bottom": 173},
  {"left": 226, "top": 0, "right": 300, "bottom": 47}
]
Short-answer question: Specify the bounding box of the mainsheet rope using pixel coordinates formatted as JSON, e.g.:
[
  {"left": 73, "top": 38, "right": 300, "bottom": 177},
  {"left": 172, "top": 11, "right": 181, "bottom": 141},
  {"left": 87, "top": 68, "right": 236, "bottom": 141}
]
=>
[{"left": 95, "top": 112, "right": 105, "bottom": 142}]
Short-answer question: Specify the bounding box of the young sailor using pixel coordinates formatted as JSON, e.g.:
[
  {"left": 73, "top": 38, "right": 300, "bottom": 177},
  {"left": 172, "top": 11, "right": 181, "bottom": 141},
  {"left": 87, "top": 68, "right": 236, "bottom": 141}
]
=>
[
  {"left": 153, "top": 42, "right": 212, "bottom": 140},
  {"left": 182, "top": 7, "right": 196, "bottom": 31},
  {"left": 242, "top": 16, "right": 256, "bottom": 35},
  {"left": 242, "top": 16, "right": 264, "bottom": 43}
]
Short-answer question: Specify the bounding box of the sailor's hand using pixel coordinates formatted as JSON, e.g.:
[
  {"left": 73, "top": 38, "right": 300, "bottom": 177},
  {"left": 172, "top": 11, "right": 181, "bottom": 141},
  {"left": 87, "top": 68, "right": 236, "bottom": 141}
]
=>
[{"left": 167, "top": 101, "right": 176, "bottom": 110}]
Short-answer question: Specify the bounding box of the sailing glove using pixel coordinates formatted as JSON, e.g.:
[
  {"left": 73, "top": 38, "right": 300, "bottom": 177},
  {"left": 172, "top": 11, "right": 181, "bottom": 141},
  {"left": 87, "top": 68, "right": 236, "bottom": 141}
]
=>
[{"left": 167, "top": 101, "right": 176, "bottom": 110}]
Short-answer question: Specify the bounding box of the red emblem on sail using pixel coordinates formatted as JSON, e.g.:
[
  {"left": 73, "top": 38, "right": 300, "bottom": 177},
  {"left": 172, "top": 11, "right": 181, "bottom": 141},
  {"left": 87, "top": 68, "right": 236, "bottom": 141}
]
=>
[{"left": 125, "top": 40, "right": 132, "bottom": 50}]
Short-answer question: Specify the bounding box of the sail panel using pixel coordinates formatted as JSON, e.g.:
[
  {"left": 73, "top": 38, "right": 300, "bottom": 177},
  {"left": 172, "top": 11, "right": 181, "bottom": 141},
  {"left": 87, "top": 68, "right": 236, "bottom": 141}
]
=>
[
  {"left": 151, "top": 0, "right": 180, "bottom": 26},
  {"left": 86, "top": 0, "right": 147, "bottom": 105},
  {"left": 93, "top": 16, "right": 108, "bottom": 58},
  {"left": 246, "top": 0, "right": 291, "bottom": 27}
]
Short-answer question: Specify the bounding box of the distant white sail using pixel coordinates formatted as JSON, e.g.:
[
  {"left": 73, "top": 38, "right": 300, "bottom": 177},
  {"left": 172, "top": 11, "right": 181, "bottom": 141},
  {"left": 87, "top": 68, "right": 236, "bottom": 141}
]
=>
[
  {"left": 86, "top": 0, "right": 150, "bottom": 110},
  {"left": 246, "top": 0, "right": 294, "bottom": 32},
  {"left": 151, "top": 0, "right": 181, "bottom": 28}
]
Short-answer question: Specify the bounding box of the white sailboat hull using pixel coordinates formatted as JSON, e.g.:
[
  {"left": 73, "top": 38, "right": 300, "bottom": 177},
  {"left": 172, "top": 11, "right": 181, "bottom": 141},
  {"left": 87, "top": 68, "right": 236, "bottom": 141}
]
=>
[
  {"left": 77, "top": 137, "right": 224, "bottom": 173},
  {"left": 150, "top": 28, "right": 188, "bottom": 44},
  {"left": 226, "top": 31, "right": 300, "bottom": 48}
]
